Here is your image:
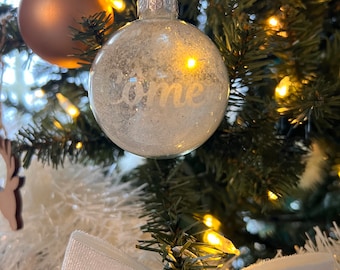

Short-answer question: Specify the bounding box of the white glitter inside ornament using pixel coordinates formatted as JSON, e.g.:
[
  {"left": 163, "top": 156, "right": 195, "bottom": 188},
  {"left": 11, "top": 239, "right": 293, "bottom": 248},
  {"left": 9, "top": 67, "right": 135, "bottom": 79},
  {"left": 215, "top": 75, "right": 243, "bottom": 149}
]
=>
[{"left": 89, "top": 0, "right": 230, "bottom": 158}]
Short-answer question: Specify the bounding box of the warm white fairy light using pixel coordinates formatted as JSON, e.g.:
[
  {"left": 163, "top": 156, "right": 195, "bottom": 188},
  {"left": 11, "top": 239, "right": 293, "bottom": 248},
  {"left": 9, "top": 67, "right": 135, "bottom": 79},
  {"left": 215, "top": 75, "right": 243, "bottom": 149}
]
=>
[
  {"left": 267, "top": 190, "right": 279, "bottom": 201},
  {"left": 206, "top": 231, "right": 221, "bottom": 246},
  {"left": 268, "top": 16, "right": 279, "bottom": 28},
  {"left": 112, "top": 0, "right": 126, "bottom": 12},
  {"left": 275, "top": 83, "right": 288, "bottom": 98},
  {"left": 186, "top": 57, "right": 197, "bottom": 69},
  {"left": 34, "top": 89, "right": 45, "bottom": 98},
  {"left": 75, "top": 142, "right": 83, "bottom": 149},
  {"left": 266, "top": 15, "right": 287, "bottom": 37},
  {"left": 203, "top": 214, "right": 222, "bottom": 231},
  {"left": 202, "top": 229, "right": 240, "bottom": 255},
  {"left": 56, "top": 93, "right": 80, "bottom": 119},
  {"left": 275, "top": 76, "right": 291, "bottom": 99},
  {"left": 53, "top": 119, "right": 63, "bottom": 130}
]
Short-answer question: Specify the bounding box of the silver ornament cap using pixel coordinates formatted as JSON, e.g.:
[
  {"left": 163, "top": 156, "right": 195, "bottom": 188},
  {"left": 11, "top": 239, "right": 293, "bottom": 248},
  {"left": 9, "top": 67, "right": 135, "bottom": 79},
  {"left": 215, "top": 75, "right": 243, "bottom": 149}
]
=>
[{"left": 138, "top": 0, "right": 178, "bottom": 19}]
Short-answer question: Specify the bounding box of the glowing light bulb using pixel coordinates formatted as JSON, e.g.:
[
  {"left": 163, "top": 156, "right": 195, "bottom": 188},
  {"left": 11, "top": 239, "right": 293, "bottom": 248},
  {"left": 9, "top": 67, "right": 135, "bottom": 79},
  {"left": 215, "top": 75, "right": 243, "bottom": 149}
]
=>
[
  {"left": 112, "top": 0, "right": 125, "bottom": 12},
  {"left": 203, "top": 214, "right": 221, "bottom": 231},
  {"left": 56, "top": 93, "right": 80, "bottom": 119},
  {"left": 275, "top": 76, "right": 292, "bottom": 99},
  {"left": 268, "top": 16, "right": 279, "bottom": 28},
  {"left": 203, "top": 230, "right": 240, "bottom": 255},
  {"left": 75, "top": 142, "right": 83, "bottom": 149},
  {"left": 34, "top": 89, "right": 45, "bottom": 98},
  {"left": 267, "top": 190, "right": 279, "bottom": 201},
  {"left": 186, "top": 57, "right": 197, "bottom": 69},
  {"left": 277, "top": 107, "right": 289, "bottom": 114},
  {"left": 276, "top": 84, "right": 288, "bottom": 98},
  {"left": 206, "top": 231, "right": 221, "bottom": 245},
  {"left": 53, "top": 120, "right": 63, "bottom": 129},
  {"left": 266, "top": 15, "right": 287, "bottom": 37},
  {"left": 67, "top": 107, "right": 80, "bottom": 118}
]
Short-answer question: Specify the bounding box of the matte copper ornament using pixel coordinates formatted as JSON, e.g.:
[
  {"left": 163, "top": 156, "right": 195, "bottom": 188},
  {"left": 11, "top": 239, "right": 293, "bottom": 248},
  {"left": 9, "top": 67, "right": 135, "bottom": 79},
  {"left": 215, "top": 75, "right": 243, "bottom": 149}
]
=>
[{"left": 18, "top": 0, "right": 114, "bottom": 69}]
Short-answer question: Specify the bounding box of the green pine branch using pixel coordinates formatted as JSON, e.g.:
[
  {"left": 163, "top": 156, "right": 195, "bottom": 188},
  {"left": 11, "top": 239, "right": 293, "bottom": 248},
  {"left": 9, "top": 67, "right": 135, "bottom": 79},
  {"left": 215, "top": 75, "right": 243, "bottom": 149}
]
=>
[
  {"left": 132, "top": 158, "right": 237, "bottom": 269},
  {"left": 12, "top": 111, "right": 122, "bottom": 168},
  {"left": 0, "top": 5, "right": 26, "bottom": 55}
]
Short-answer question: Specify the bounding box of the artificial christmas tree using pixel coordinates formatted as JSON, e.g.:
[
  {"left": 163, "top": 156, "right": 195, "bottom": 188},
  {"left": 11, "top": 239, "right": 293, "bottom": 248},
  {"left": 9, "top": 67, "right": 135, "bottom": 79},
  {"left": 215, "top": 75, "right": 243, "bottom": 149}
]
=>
[{"left": 0, "top": 0, "right": 339, "bottom": 269}]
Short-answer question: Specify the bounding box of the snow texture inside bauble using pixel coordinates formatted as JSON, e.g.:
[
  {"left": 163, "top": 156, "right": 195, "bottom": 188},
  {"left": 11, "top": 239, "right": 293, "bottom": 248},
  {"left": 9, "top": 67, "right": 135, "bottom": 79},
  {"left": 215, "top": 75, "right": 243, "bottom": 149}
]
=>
[{"left": 89, "top": 18, "right": 229, "bottom": 158}]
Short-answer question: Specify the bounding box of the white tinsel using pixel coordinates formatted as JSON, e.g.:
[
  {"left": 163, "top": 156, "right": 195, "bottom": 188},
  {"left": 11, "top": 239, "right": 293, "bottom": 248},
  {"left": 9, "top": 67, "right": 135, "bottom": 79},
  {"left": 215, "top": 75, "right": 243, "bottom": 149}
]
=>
[
  {"left": 0, "top": 157, "right": 162, "bottom": 269},
  {"left": 245, "top": 222, "right": 340, "bottom": 270},
  {"left": 295, "top": 221, "right": 340, "bottom": 269},
  {"left": 299, "top": 140, "right": 328, "bottom": 189}
]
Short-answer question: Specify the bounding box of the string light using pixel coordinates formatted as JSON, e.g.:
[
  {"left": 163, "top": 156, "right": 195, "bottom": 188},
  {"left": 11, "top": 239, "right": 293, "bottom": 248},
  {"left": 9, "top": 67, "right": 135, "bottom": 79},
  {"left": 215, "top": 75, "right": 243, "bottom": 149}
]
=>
[
  {"left": 34, "top": 89, "right": 45, "bottom": 98},
  {"left": 277, "top": 107, "right": 289, "bottom": 114},
  {"left": 186, "top": 57, "right": 197, "bottom": 69},
  {"left": 195, "top": 214, "right": 239, "bottom": 255},
  {"left": 329, "top": 164, "right": 340, "bottom": 178},
  {"left": 53, "top": 120, "right": 63, "bottom": 130},
  {"left": 275, "top": 76, "right": 299, "bottom": 114},
  {"left": 337, "top": 166, "right": 340, "bottom": 178},
  {"left": 56, "top": 93, "right": 80, "bottom": 119},
  {"left": 202, "top": 214, "right": 221, "bottom": 231},
  {"left": 202, "top": 229, "right": 240, "bottom": 255},
  {"left": 266, "top": 15, "right": 287, "bottom": 37},
  {"left": 267, "top": 190, "right": 279, "bottom": 201},
  {"left": 267, "top": 16, "right": 280, "bottom": 29},
  {"left": 275, "top": 76, "right": 292, "bottom": 99},
  {"left": 75, "top": 142, "right": 83, "bottom": 149},
  {"left": 111, "top": 0, "right": 126, "bottom": 12}
]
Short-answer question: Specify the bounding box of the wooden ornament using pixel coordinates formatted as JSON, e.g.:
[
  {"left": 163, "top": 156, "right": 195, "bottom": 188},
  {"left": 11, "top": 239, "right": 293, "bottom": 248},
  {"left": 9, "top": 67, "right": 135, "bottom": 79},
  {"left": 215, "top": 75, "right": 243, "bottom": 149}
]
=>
[
  {"left": 17, "top": 0, "right": 114, "bottom": 69},
  {"left": 0, "top": 137, "right": 24, "bottom": 230}
]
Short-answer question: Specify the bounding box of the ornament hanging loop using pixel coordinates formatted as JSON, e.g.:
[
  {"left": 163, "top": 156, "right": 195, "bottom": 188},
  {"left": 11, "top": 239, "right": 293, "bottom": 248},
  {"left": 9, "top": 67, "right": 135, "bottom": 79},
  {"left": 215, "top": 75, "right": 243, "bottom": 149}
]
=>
[{"left": 138, "top": 0, "right": 178, "bottom": 19}]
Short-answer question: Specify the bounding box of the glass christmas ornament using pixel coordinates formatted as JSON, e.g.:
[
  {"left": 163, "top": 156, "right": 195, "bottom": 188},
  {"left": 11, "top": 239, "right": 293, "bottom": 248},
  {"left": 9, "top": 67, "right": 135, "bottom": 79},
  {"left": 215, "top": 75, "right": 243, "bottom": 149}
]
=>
[
  {"left": 89, "top": 0, "right": 230, "bottom": 158},
  {"left": 17, "top": 0, "right": 114, "bottom": 69}
]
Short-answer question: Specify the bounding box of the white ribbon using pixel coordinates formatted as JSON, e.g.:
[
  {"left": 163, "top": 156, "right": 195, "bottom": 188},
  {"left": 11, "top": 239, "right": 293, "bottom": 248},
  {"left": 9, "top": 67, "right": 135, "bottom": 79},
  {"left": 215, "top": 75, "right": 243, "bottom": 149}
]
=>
[{"left": 62, "top": 231, "right": 151, "bottom": 270}]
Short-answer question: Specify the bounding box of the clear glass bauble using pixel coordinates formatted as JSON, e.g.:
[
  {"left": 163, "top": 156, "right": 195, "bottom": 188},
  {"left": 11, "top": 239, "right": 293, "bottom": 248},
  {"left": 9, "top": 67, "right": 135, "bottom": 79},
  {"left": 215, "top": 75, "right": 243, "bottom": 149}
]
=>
[{"left": 89, "top": 0, "right": 230, "bottom": 158}]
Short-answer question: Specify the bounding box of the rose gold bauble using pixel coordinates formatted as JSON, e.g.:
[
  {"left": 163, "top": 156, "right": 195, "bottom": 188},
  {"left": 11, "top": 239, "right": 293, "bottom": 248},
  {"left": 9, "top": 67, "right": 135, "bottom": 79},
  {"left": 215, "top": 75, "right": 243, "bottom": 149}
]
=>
[{"left": 18, "top": 0, "right": 114, "bottom": 69}]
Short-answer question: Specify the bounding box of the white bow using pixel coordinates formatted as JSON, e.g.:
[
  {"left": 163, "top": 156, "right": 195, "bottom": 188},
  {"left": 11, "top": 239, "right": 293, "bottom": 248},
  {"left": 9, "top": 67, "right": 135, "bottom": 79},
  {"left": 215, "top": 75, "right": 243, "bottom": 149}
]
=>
[{"left": 62, "top": 231, "right": 151, "bottom": 270}]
